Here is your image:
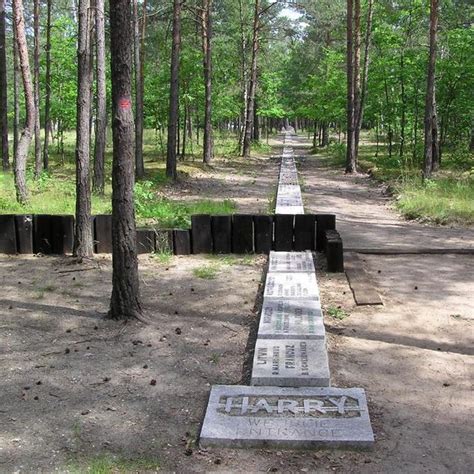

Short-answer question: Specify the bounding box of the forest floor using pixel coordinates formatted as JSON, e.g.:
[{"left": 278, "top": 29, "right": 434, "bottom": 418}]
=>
[{"left": 1, "top": 135, "right": 473, "bottom": 473}]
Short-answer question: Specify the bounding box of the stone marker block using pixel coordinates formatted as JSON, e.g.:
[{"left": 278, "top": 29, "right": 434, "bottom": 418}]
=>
[
  {"left": 316, "top": 214, "right": 336, "bottom": 251},
  {"left": 254, "top": 215, "right": 273, "bottom": 254},
  {"left": 33, "top": 215, "right": 53, "bottom": 254},
  {"left": 136, "top": 229, "right": 156, "bottom": 254},
  {"left": 192, "top": 214, "right": 213, "bottom": 254},
  {"left": 294, "top": 214, "right": 316, "bottom": 251},
  {"left": 173, "top": 229, "right": 191, "bottom": 255},
  {"left": 200, "top": 385, "right": 374, "bottom": 449},
  {"left": 251, "top": 339, "right": 330, "bottom": 386},
  {"left": 258, "top": 299, "right": 324, "bottom": 339},
  {"left": 94, "top": 214, "right": 113, "bottom": 253},
  {"left": 0, "top": 215, "right": 17, "bottom": 254},
  {"left": 232, "top": 214, "right": 254, "bottom": 254},
  {"left": 274, "top": 215, "right": 294, "bottom": 251},
  {"left": 15, "top": 215, "right": 33, "bottom": 254},
  {"left": 212, "top": 215, "right": 232, "bottom": 254},
  {"left": 269, "top": 251, "right": 315, "bottom": 273},
  {"left": 275, "top": 205, "right": 304, "bottom": 215},
  {"left": 51, "top": 215, "right": 74, "bottom": 254},
  {"left": 264, "top": 272, "right": 319, "bottom": 300}
]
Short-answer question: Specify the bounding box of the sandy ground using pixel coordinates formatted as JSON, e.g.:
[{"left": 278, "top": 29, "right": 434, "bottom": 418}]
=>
[{"left": 1, "top": 136, "right": 473, "bottom": 473}]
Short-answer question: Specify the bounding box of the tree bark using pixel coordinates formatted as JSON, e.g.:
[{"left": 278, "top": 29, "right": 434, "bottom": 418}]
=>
[
  {"left": 0, "top": 0, "right": 8, "bottom": 171},
  {"left": 134, "top": 0, "right": 146, "bottom": 179},
  {"left": 108, "top": 0, "right": 143, "bottom": 322},
  {"left": 423, "top": 0, "right": 439, "bottom": 179},
  {"left": 166, "top": 0, "right": 181, "bottom": 180},
  {"left": 201, "top": 0, "right": 213, "bottom": 164},
  {"left": 242, "top": 0, "right": 260, "bottom": 158},
  {"left": 42, "top": 0, "right": 52, "bottom": 170},
  {"left": 345, "top": 0, "right": 356, "bottom": 173},
  {"left": 93, "top": 0, "right": 107, "bottom": 194},
  {"left": 13, "top": 0, "right": 35, "bottom": 204},
  {"left": 355, "top": 0, "right": 373, "bottom": 155},
  {"left": 73, "top": 0, "right": 94, "bottom": 258},
  {"left": 33, "top": 0, "right": 42, "bottom": 177},
  {"left": 12, "top": 17, "right": 19, "bottom": 160}
]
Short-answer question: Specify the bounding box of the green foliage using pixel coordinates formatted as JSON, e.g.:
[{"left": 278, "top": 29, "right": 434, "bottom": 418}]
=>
[
  {"left": 193, "top": 265, "right": 220, "bottom": 279},
  {"left": 326, "top": 306, "right": 349, "bottom": 320},
  {"left": 67, "top": 454, "right": 160, "bottom": 474}
]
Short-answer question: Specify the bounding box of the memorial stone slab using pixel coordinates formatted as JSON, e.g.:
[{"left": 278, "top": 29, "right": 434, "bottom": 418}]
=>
[
  {"left": 275, "top": 205, "right": 305, "bottom": 215},
  {"left": 251, "top": 338, "right": 329, "bottom": 386},
  {"left": 265, "top": 272, "right": 319, "bottom": 299},
  {"left": 269, "top": 251, "right": 315, "bottom": 273},
  {"left": 200, "top": 385, "right": 374, "bottom": 448},
  {"left": 258, "top": 298, "right": 324, "bottom": 339}
]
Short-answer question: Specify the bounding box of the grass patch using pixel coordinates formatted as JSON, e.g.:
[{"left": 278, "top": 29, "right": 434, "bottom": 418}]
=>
[
  {"left": 151, "top": 249, "right": 173, "bottom": 265},
  {"left": 68, "top": 454, "right": 160, "bottom": 474},
  {"left": 326, "top": 306, "right": 349, "bottom": 320},
  {"left": 193, "top": 264, "right": 220, "bottom": 279},
  {"left": 205, "top": 254, "right": 256, "bottom": 266}
]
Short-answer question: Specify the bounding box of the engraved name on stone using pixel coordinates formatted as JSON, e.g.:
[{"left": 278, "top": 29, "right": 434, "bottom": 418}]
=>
[
  {"left": 251, "top": 339, "right": 329, "bottom": 386},
  {"left": 258, "top": 299, "right": 324, "bottom": 339},
  {"left": 269, "top": 251, "right": 315, "bottom": 272},
  {"left": 264, "top": 273, "right": 319, "bottom": 299}
]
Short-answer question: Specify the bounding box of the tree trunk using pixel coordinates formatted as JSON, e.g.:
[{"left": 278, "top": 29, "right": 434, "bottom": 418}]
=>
[
  {"left": 108, "top": 0, "right": 143, "bottom": 322},
  {"left": 242, "top": 0, "right": 260, "bottom": 158},
  {"left": 166, "top": 0, "right": 181, "bottom": 180},
  {"left": 73, "top": 0, "right": 94, "bottom": 258},
  {"left": 93, "top": 0, "right": 107, "bottom": 194},
  {"left": 355, "top": 0, "right": 373, "bottom": 156},
  {"left": 33, "top": 0, "right": 41, "bottom": 178},
  {"left": 134, "top": 0, "right": 146, "bottom": 179},
  {"left": 42, "top": 0, "right": 52, "bottom": 170},
  {"left": 201, "top": 0, "right": 213, "bottom": 164},
  {"left": 0, "top": 0, "right": 9, "bottom": 171},
  {"left": 13, "top": 21, "right": 19, "bottom": 160},
  {"left": 13, "top": 0, "right": 35, "bottom": 204},
  {"left": 345, "top": 0, "right": 356, "bottom": 173},
  {"left": 423, "top": 0, "right": 439, "bottom": 179}
]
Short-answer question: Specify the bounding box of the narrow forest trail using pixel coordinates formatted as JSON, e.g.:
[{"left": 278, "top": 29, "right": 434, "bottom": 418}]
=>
[
  {"left": 294, "top": 134, "right": 474, "bottom": 252},
  {"left": 289, "top": 134, "right": 474, "bottom": 472}
]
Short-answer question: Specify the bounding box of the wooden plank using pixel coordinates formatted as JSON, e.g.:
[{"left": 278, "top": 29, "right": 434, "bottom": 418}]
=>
[
  {"left": 232, "top": 214, "right": 254, "bottom": 254},
  {"left": 33, "top": 215, "right": 53, "bottom": 254},
  {"left": 15, "top": 215, "right": 34, "bottom": 254},
  {"left": 173, "top": 229, "right": 191, "bottom": 255},
  {"left": 0, "top": 215, "right": 17, "bottom": 254},
  {"left": 94, "top": 214, "right": 113, "bottom": 253},
  {"left": 254, "top": 215, "right": 273, "bottom": 254},
  {"left": 316, "top": 214, "right": 336, "bottom": 251},
  {"left": 212, "top": 215, "right": 232, "bottom": 254},
  {"left": 191, "top": 214, "right": 213, "bottom": 253},
  {"left": 294, "top": 214, "right": 316, "bottom": 251},
  {"left": 274, "top": 214, "right": 294, "bottom": 251},
  {"left": 345, "top": 254, "right": 383, "bottom": 306},
  {"left": 51, "top": 215, "right": 74, "bottom": 254}
]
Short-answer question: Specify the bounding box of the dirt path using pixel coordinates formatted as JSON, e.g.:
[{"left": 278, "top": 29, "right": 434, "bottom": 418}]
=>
[{"left": 298, "top": 135, "right": 474, "bottom": 472}]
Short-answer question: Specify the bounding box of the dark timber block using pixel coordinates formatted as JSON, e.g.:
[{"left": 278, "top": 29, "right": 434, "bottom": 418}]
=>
[
  {"left": 94, "top": 214, "right": 113, "bottom": 253},
  {"left": 212, "top": 215, "right": 232, "bottom": 254},
  {"left": 254, "top": 215, "right": 273, "bottom": 254},
  {"left": 136, "top": 229, "right": 156, "bottom": 254},
  {"left": 232, "top": 214, "right": 254, "bottom": 254},
  {"left": 326, "top": 231, "right": 344, "bottom": 273},
  {"left": 274, "top": 214, "right": 294, "bottom": 251},
  {"left": 191, "top": 214, "right": 212, "bottom": 254},
  {"left": 174, "top": 229, "right": 191, "bottom": 255},
  {"left": 51, "top": 215, "right": 74, "bottom": 254},
  {"left": 294, "top": 214, "right": 316, "bottom": 251},
  {"left": 33, "top": 215, "right": 53, "bottom": 254},
  {"left": 15, "top": 215, "right": 34, "bottom": 254},
  {"left": 316, "top": 214, "right": 336, "bottom": 251},
  {"left": 0, "top": 215, "right": 17, "bottom": 254},
  {"left": 155, "top": 229, "right": 173, "bottom": 253}
]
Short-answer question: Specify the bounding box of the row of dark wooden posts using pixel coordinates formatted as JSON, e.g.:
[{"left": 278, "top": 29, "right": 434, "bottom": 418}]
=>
[{"left": 0, "top": 213, "right": 344, "bottom": 271}]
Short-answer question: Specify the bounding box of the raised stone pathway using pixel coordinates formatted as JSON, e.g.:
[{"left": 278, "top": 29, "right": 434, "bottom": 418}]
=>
[{"left": 201, "top": 131, "right": 374, "bottom": 448}]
